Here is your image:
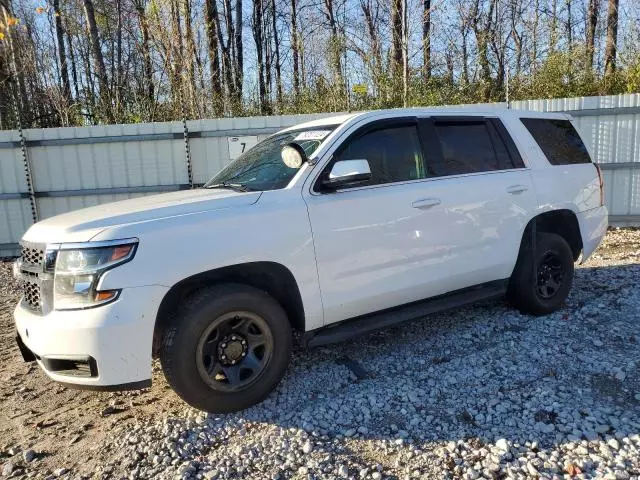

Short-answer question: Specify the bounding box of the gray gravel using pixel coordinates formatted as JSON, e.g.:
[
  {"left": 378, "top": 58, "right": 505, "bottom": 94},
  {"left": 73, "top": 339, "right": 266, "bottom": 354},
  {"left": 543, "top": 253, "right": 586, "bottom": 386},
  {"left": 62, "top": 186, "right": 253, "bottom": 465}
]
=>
[
  {"left": 2, "top": 229, "right": 640, "bottom": 479},
  {"left": 0, "top": 261, "right": 20, "bottom": 296},
  {"left": 88, "top": 229, "right": 640, "bottom": 480}
]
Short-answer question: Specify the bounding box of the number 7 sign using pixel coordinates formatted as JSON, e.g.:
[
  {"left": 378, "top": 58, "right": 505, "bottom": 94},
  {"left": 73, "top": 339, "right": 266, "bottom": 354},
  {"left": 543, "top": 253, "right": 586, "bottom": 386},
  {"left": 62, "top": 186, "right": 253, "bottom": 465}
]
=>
[{"left": 228, "top": 136, "right": 259, "bottom": 160}]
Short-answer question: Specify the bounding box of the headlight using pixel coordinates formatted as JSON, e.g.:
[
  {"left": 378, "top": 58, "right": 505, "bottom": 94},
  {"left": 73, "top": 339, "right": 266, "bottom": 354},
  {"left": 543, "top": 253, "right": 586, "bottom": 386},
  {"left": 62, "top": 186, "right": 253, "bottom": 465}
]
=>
[{"left": 54, "top": 239, "right": 138, "bottom": 310}]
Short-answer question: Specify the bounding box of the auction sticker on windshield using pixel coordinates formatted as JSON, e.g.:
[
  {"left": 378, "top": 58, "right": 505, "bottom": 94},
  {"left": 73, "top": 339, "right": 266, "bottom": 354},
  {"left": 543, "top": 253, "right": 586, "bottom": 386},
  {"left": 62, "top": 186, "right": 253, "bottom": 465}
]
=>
[{"left": 294, "top": 130, "right": 331, "bottom": 141}]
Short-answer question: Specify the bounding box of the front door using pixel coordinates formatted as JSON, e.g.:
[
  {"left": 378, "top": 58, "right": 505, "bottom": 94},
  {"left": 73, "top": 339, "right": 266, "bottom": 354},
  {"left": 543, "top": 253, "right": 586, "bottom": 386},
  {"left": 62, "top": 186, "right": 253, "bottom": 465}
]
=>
[{"left": 303, "top": 118, "right": 457, "bottom": 325}]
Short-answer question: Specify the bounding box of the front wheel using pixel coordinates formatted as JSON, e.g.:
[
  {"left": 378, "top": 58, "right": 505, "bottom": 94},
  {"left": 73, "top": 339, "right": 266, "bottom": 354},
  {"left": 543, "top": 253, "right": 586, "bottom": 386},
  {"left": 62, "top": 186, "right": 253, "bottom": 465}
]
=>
[
  {"left": 160, "top": 284, "right": 292, "bottom": 412},
  {"left": 508, "top": 232, "right": 575, "bottom": 315}
]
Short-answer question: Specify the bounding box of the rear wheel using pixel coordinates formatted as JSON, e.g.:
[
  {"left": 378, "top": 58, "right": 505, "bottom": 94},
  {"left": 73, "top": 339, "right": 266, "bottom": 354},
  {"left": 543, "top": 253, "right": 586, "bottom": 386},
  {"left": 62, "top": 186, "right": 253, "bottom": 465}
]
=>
[
  {"left": 508, "top": 232, "right": 575, "bottom": 315},
  {"left": 160, "top": 284, "right": 292, "bottom": 412}
]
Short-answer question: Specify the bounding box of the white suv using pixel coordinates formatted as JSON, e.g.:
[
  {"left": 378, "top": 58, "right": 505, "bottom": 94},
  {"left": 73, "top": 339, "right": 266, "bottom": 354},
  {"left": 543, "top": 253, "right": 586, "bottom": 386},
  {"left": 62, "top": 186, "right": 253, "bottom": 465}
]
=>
[{"left": 14, "top": 109, "right": 608, "bottom": 412}]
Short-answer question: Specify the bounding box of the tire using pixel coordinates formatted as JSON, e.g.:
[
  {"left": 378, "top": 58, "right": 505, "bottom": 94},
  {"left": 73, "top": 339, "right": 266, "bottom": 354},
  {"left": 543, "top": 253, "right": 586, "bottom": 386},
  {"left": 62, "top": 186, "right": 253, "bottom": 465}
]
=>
[
  {"left": 160, "top": 283, "right": 292, "bottom": 413},
  {"left": 507, "top": 232, "right": 575, "bottom": 315}
]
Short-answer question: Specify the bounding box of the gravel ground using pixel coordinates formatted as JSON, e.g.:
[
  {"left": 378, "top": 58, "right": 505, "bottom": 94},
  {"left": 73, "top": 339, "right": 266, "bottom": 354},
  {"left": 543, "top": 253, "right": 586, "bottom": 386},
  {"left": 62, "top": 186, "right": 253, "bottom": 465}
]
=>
[{"left": 1, "top": 228, "right": 639, "bottom": 480}]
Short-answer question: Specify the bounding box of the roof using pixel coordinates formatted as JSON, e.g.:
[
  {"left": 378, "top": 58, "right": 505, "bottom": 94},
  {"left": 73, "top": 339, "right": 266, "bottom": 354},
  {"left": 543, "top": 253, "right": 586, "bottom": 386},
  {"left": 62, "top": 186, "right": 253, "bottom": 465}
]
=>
[
  {"left": 279, "top": 107, "right": 570, "bottom": 133},
  {"left": 279, "top": 113, "right": 360, "bottom": 132}
]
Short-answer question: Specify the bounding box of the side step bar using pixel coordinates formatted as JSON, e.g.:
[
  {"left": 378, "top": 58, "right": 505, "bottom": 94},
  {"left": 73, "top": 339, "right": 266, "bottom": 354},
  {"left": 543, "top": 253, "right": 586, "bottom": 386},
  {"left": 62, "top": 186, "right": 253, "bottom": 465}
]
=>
[{"left": 304, "top": 279, "right": 508, "bottom": 348}]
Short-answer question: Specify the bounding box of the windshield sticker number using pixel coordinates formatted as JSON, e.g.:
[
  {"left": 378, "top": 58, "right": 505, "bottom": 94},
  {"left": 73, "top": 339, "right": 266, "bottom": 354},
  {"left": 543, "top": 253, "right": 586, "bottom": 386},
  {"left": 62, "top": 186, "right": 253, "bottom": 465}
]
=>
[{"left": 294, "top": 130, "right": 331, "bottom": 141}]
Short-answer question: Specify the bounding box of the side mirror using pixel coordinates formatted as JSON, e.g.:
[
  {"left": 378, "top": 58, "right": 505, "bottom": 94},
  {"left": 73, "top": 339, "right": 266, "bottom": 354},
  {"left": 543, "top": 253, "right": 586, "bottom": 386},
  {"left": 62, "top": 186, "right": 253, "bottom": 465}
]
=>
[
  {"left": 322, "top": 159, "right": 372, "bottom": 189},
  {"left": 281, "top": 143, "right": 308, "bottom": 168}
]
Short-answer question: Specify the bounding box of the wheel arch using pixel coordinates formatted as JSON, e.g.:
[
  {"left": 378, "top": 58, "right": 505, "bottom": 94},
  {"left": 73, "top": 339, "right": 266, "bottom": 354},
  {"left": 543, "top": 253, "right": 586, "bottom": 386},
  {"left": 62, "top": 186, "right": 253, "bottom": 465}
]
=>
[
  {"left": 519, "top": 209, "right": 584, "bottom": 261},
  {"left": 152, "top": 261, "right": 305, "bottom": 356}
]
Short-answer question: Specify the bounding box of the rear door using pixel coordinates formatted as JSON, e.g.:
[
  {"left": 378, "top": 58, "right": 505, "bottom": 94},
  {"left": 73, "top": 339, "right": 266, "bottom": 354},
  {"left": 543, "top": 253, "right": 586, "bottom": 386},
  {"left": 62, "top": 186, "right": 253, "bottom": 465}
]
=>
[{"left": 417, "top": 115, "right": 538, "bottom": 288}]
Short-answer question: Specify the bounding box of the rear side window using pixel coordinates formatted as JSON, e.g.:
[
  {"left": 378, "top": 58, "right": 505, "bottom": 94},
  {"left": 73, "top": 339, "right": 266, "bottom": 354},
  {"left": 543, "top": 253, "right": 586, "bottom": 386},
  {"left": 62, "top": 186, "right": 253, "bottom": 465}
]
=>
[
  {"left": 521, "top": 118, "right": 592, "bottom": 165},
  {"left": 427, "top": 120, "right": 519, "bottom": 177}
]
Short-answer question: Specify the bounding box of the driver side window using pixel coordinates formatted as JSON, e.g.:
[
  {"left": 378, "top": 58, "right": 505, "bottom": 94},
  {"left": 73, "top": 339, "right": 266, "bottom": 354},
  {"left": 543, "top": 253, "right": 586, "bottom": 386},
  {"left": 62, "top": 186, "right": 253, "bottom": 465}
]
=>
[{"left": 333, "top": 125, "right": 425, "bottom": 186}]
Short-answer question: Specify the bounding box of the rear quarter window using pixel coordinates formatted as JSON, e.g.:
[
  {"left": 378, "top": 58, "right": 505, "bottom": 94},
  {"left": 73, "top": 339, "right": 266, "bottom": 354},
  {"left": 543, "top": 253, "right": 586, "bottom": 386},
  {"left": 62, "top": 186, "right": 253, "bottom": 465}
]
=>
[{"left": 521, "top": 118, "right": 592, "bottom": 165}]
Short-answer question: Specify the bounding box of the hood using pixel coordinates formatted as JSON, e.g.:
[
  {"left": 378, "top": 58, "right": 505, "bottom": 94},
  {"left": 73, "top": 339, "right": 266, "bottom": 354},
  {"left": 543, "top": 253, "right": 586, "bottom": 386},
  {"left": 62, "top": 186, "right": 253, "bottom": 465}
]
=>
[{"left": 22, "top": 188, "right": 261, "bottom": 243}]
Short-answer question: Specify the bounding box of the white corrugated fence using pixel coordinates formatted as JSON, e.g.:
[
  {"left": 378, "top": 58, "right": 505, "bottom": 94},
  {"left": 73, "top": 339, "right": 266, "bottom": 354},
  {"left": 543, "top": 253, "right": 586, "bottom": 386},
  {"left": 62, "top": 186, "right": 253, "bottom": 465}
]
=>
[{"left": 1, "top": 94, "right": 639, "bottom": 257}]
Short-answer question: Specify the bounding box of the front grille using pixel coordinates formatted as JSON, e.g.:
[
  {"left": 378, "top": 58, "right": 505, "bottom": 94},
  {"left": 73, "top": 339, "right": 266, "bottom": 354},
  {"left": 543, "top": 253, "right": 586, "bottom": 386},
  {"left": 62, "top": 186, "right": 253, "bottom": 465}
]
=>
[
  {"left": 18, "top": 242, "right": 52, "bottom": 315},
  {"left": 23, "top": 277, "right": 42, "bottom": 311},
  {"left": 21, "top": 246, "right": 45, "bottom": 267}
]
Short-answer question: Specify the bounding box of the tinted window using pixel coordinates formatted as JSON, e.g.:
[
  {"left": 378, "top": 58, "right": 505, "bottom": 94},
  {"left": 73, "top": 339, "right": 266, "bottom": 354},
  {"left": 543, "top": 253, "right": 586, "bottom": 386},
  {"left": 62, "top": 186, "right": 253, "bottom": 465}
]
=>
[
  {"left": 333, "top": 125, "right": 425, "bottom": 186},
  {"left": 521, "top": 118, "right": 592, "bottom": 165},
  {"left": 429, "top": 122, "right": 499, "bottom": 176},
  {"left": 490, "top": 119, "right": 526, "bottom": 168}
]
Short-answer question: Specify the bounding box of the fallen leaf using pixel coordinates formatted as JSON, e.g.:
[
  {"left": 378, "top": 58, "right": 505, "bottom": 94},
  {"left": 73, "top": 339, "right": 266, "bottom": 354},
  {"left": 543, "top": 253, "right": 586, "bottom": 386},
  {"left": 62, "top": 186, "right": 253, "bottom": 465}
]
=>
[{"left": 565, "top": 464, "right": 582, "bottom": 476}]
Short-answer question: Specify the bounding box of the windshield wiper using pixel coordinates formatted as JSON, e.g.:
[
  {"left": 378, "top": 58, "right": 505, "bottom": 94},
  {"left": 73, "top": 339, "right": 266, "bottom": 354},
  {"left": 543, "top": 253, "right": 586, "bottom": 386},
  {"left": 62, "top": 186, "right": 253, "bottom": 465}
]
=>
[{"left": 205, "top": 182, "right": 253, "bottom": 193}]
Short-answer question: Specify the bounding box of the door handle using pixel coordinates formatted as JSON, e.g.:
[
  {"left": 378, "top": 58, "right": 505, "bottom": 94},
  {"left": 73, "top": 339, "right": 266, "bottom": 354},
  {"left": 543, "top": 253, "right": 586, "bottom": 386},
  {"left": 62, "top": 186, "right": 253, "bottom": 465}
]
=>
[
  {"left": 507, "top": 185, "right": 528, "bottom": 194},
  {"left": 412, "top": 198, "right": 441, "bottom": 209}
]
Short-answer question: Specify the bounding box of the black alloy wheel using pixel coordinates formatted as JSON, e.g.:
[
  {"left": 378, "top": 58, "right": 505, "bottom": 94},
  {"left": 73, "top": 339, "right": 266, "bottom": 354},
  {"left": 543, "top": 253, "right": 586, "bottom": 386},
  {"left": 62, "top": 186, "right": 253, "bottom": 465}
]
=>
[
  {"left": 536, "top": 250, "right": 565, "bottom": 299},
  {"left": 196, "top": 311, "right": 273, "bottom": 391}
]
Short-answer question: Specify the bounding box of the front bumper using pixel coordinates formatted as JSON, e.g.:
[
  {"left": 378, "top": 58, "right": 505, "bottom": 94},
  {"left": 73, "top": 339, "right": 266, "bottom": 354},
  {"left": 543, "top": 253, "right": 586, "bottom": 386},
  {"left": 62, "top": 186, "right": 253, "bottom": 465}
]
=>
[{"left": 14, "top": 285, "right": 168, "bottom": 389}]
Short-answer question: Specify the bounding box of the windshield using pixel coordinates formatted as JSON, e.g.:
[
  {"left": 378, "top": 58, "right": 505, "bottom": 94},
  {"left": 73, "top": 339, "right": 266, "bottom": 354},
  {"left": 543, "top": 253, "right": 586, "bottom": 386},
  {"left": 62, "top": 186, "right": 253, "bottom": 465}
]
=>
[{"left": 205, "top": 126, "right": 338, "bottom": 191}]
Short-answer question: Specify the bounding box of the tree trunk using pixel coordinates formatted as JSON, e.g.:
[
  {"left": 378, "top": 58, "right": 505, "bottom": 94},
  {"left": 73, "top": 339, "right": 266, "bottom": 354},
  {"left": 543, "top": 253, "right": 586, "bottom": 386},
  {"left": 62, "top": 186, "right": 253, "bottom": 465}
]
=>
[
  {"left": 183, "top": 0, "right": 199, "bottom": 116},
  {"left": 422, "top": 0, "right": 431, "bottom": 79},
  {"left": 549, "top": 0, "right": 558, "bottom": 51},
  {"left": 604, "top": 0, "right": 618, "bottom": 76},
  {"left": 170, "top": 0, "right": 185, "bottom": 113},
  {"left": 133, "top": 0, "right": 154, "bottom": 107},
  {"left": 390, "top": 0, "right": 402, "bottom": 79},
  {"left": 264, "top": 9, "right": 272, "bottom": 101},
  {"left": 586, "top": 0, "right": 599, "bottom": 71},
  {"left": 221, "top": 0, "right": 237, "bottom": 109},
  {"left": 461, "top": 27, "right": 469, "bottom": 84},
  {"left": 252, "top": 0, "right": 267, "bottom": 113},
  {"left": 360, "top": 0, "right": 382, "bottom": 92},
  {"left": 82, "top": 0, "right": 112, "bottom": 121},
  {"left": 323, "top": 0, "right": 343, "bottom": 90},
  {"left": 290, "top": 0, "right": 300, "bottom": 96},
  {"left": 65, "top": 28, "right": 80, "bottom": 99},
  {"left": 471, "top": 0, "right": 494, "bottom": 101},
  {"left": 565, "top": 0, "right": 572, "bottom": 50},
  {"left": 115, "top": 0, "right": 123, "bottom": 119},
  {"left": 531, "top": 0, "right": 539, "bottom": 68},
  {"left": 234, "top": 0, "right": 243, "bottom": 104},
  {"left": 52, "top": 0, "right": 71, "bottom": 104},
  {"left": 510, "top": 0, "right": 523, "bottom": 75},
  {"left": 205, "top": 0, "right": 223, "bottom": 115},
  {"left": 216, "top": 0, "right": 234, "bottom": 109},
  {"left": 271, "top": 0, "right": 282, "bottom": 108}
]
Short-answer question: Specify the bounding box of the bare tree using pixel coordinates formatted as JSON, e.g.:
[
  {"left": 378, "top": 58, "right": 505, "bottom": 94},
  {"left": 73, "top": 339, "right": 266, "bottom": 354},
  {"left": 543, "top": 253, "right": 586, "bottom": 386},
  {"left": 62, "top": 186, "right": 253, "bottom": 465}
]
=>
[
  {"left": 290, "top": 0, "right": 300, "bottom": 97},
  {"left": 52, "top": 0, "right": 71, "bottom": 105},
  {"left": 470, "top": 0, "right": 495, "bottom": 100},
  {"left": 252, "top": 0, "right": 268, "bottom": 113},
  {"left": 271, "top": 0, "right": 283, "bottom": 107},
  {"left": 390, "top": 0, "right": 403, "bottom": 79},
  {"left": 604, "top": 0, "right": 618, "bottom": 75},
  {"left": 204, "top": 0, "right": 223, "bottom": 115},
  {"left": 133, "top": 0, "right": 154, "bottom": 109},
  {"left": 2, "top": 0, "right": 640, "bottom": 129},
  {"left": 234, "top": 0, "right": 243, "bottom": 102},
  {"left": 422, "top": 0, "right": 431, "bottom": 79},
  {"left": 322, "top": 0, "right": 344, "bottom": 91},
  {"left": 82, "top": 0, "right": 112, "bottom": 121},
  {"left": 586, "top": 0, "right": 600, "bottom": 70}
]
